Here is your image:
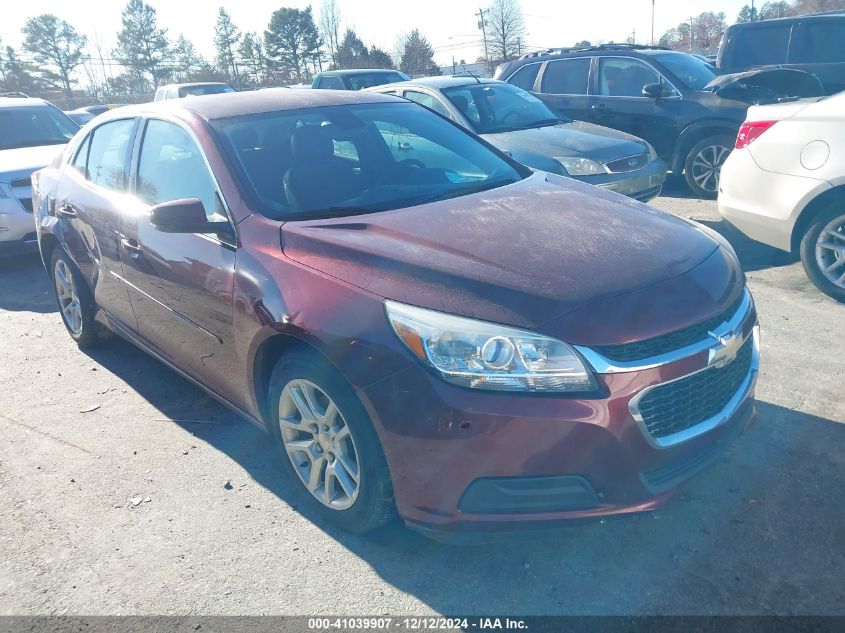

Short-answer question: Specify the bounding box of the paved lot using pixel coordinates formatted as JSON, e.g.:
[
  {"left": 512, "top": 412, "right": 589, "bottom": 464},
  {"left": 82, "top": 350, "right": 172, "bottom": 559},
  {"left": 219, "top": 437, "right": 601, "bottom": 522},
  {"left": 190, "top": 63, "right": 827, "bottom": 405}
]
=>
[{"left": 1, "top": 181, "right": 843, "bottom": 615}]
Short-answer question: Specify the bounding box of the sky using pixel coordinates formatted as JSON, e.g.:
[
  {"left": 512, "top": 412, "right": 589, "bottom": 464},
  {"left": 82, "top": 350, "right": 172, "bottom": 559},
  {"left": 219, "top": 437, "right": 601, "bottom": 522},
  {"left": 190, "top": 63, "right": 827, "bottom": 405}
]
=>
[{"left": 1, "top": 0, "right": 753, "bottom": 71}]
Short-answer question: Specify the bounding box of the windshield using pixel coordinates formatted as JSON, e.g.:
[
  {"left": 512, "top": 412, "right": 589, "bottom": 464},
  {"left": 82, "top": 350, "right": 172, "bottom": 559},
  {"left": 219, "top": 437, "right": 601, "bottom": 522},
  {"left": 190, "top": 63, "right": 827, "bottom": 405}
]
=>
[
  {"left": 212, "top": 102, "right": 526, "bottom": 220},
  {"left": 441, "top": 83, "right": 564, "bottom": 134},
  {"left": 0, "top": 106, "right": 78, "bottom": 151},
  {"left": 653, "top": 52, "right": 717, "bottom": 90},
  {"left": 347, "top": 72, "right": 408, "bottom": 90},
  {"left": 179, "top": 84, "right": 235, "bottom": 97}
]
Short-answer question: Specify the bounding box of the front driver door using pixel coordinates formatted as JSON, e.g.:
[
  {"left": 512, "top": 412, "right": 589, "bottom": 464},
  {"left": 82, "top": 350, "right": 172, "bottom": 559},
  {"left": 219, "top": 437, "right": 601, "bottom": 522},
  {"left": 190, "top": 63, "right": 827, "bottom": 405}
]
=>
[
  {"left": 589, "top": 56, "right": 681, "bottom": 160},
  {"left": 118, "top": 117, "right": 241, "bottom": 403}
]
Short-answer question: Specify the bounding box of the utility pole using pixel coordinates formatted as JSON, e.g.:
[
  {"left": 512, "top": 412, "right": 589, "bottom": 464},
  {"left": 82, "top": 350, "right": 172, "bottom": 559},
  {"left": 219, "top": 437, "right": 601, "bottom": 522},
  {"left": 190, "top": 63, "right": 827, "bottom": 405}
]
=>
[
  {"left": 632, "top": 27, "right": 636, "bottom": 44},
  {"left": 751, "top": 0, "right": 757, "bottom": 21},
  {"left": 475, "top": 7, "right": 490, "bottom": 75},
  {"left": 690, "top": 16, "right": 694, "bottom": 52},
  {"left": 651, "top": 0, "right": 656, "bottom": 45}
]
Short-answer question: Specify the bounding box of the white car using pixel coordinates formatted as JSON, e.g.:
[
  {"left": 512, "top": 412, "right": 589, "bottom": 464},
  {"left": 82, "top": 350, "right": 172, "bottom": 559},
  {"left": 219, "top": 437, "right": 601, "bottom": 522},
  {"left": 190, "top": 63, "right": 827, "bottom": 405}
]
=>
[
  {"left": 0, "top": 97, "right": 77, "bottom": 257},
  {"left": 718, "top": 92, "right": 845, "bottom": 302}
]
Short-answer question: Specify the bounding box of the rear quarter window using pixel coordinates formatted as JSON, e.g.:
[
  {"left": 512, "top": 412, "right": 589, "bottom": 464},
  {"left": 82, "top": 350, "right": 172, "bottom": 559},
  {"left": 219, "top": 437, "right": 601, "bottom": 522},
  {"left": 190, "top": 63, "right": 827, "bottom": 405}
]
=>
[
  {"left": 731, "top": 25, "right": 792, "bottom": 66},
  {"left": 508, "top": 63, "right": 541, "bottom": 91},
  {"left": 792, "top": 21, "right": 845, "bottom": 64}
]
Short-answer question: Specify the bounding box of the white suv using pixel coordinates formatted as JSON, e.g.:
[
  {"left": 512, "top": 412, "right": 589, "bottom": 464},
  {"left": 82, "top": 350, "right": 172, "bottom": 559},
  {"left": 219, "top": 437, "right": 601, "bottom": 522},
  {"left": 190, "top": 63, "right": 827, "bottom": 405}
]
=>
[
  {"left": 718, "top": 92, "right": 845, "bottom": 302},
  {"left": 0, "top": 97, "right": 77, "bottom": 257}
]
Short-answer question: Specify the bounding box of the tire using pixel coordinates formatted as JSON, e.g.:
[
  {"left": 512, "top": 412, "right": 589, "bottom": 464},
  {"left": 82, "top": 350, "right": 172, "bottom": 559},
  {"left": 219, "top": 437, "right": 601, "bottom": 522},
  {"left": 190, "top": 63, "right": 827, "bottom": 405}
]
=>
[
  {"left": 800, "top": 203, "right": 845, "bottom": 303},
  {"left": 50, "top": 249, "right": 107, "bottom": 348},
  {"left": 267, "top": 352, "right": 395, "bottom": 532},
  {"left": 684, "top": 134, "right": 734, "bottom": 199}
]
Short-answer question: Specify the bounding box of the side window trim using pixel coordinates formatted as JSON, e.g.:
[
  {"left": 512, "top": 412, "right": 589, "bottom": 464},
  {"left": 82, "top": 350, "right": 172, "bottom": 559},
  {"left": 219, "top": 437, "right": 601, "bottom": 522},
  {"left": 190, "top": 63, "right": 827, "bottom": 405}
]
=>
[
  {"left": 534, "top": 56, "right": 593, "bottom": 96},
  {"left": 131, "top": 116, "right": 237, "bottom": 244},
  {"left": 596, "top": 56, "right": 681, "bottom": 99},
  {"left": 75, "top": 117, "right": 139, "bottom": 191}
]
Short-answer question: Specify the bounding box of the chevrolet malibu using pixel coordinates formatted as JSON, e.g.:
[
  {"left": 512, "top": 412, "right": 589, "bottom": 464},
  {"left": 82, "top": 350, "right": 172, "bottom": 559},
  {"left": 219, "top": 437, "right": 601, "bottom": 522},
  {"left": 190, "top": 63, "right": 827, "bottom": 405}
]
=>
[{"left": 32, "top": 91, "right": 759, "bottom": 540}]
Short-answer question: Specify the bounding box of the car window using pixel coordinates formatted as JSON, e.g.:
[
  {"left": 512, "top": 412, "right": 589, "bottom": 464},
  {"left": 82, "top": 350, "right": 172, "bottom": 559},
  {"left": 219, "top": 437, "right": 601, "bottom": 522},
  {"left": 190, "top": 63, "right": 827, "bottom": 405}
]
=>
[
  {"left": 540, "top": 58, "right": 591, "bottom": 95},
  {"left": 347, "top": 72, "right": 407, "bottom": 90},
  {"left": 442, "top": 83, "right": 562, "bottom": 134},
  {"left": 85, "top": 119, "right": 135, "bottom": 191},
  {"left": 792, "top": 22, "right": 845, "bottom": 64},
  {"left": 136, "top": 119, "right": 221, "bottom": 220},
  {"left": 732, "top": 25, "right": 791, "bottom": 66},
  {"left": 403, "top": 90, "right": 453, "bottom": 119},
  {"left": 178, "top": 84, "right": 235, "bottom": 97},
  {"left": 318, "top": 76, "right": 345, "bottom": 90},
  {"left": 0, "top": 106, "right": 78, "bottom": 151},
  {"left": 598, "top": 58, "right": 671, "bottom": 97},
  {"left": 508, "top": 63, "right": 541, "bottom": 91},
  {"left": 212, "top": 102, "right": 525, "bottom": 220},
  {"left": 71, "top": 135, "right": 91, "bottom": 178},
  {"left": 652, "top": 52, "right": 716, "bottom": 90}
]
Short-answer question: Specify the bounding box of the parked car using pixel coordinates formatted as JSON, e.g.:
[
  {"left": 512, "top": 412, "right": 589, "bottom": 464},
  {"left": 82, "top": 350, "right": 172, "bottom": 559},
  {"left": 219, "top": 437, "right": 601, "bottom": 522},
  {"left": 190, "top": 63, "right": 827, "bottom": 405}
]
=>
[
  {"left": 717, "top": 12, "right": 845, "bottom": 95},
  {"left": 63, "top": 104, "right": 127, "bottom": 126},
  {"left": 33, "top": 90, "right": 759, "bottom": 540},
  {"left": 719, "top": 91, "right": 845, "bottom": 302},
  {"left": 1, "top": 96, "right": 77, "bottom": 257},
  {"left": 312, "top": 69, "right": 409, "bottom": 90},
  {"left": 495, "top": 44, "right": 824, "bottom": 197},
  {"left": 367, "top": 76, "right": 666, "bottom": 202},
  {"left": 153, "top": 82, "right": 235, "bottom": 101}
]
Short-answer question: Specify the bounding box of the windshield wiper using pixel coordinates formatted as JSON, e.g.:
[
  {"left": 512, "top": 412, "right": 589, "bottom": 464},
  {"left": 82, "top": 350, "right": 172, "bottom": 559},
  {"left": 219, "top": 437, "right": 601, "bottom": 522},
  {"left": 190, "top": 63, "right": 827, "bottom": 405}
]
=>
[
  {"left": 412, "top": 178, "right": 518, "bottom": 206},
  {"left": 283, "top": 205, "right": 384, "bottom": 221}
]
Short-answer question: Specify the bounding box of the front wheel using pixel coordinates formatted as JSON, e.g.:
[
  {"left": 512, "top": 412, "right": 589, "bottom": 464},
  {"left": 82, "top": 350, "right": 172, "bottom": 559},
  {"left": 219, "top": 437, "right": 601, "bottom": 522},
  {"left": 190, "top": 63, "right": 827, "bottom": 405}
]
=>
[
  {"left": 267, "top": 352, "right": 395, "bottom": 532},
  {"left": 50, "top": 249, "right": 107, "bottom": 348},
  {"left": 800, "top": 204, "right": 845, "bottom": 303},
  {"left": 684, "top": 135, "right": 734, "bottom": 199}
]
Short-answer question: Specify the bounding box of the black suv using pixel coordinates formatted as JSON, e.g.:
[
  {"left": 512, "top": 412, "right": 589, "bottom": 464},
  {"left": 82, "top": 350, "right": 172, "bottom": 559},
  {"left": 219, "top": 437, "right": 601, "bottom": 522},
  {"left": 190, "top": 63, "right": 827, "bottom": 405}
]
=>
[
  {"left": 718, "top": 12, "right": 845, "bottom": 96},
  {"left": 494, "top": 44, "right": 823, "bottom": 197}
]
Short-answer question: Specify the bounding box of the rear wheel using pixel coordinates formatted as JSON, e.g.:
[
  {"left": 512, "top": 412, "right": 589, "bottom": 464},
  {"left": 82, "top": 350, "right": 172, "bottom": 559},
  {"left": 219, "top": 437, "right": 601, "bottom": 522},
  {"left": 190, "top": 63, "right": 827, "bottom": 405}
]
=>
[
  {"left": 50, "top": 249, "right": 107, "bottom": 348},
  {"left": 684, "top": 135, "right": 734, "bottom": 199},
  {"left": 267, "top": 352, "right": 395, "bottom": 532},
  {"left": 800, "top": 203, "right": 845, "bottom": 303}
]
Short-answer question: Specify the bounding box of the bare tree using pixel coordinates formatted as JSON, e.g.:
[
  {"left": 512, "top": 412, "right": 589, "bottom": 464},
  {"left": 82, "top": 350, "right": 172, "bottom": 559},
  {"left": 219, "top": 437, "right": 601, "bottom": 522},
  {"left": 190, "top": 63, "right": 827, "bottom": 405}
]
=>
[
  {"left": 793, "top": 0, "right": 845, "bottom": 13},
  {"left": 487, "top": 0, "right": 525, "bottom": 63},
  {"left": 319, "top": 0, "right": 342, "bottom": 68}
]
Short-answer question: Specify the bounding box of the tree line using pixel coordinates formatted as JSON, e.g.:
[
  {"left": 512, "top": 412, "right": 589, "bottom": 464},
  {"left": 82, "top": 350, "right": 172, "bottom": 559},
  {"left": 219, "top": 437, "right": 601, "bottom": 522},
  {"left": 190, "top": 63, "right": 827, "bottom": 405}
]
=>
[
  {"left": 658, "top": 0, "right": 845, "bottom": 54},
  {"left": 0, "top": 0, "right": 461, "bottom": 103}
]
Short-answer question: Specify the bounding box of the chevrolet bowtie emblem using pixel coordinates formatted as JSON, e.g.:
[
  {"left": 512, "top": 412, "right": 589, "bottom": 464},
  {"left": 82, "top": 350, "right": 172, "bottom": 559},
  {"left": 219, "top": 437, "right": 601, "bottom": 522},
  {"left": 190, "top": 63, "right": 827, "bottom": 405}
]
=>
[{"left": 708, "top": 326, "right": 743, "bottom": 368}]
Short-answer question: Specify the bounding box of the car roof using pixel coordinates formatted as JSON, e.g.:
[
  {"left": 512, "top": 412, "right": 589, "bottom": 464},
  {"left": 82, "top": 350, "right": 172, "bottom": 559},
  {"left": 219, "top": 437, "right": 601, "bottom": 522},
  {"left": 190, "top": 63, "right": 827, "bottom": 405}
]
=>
[
  {"left": 513, "top": 44, "right": 676, "bottom": 65},
  {"left": 97, "top": 89, "right": 403, "bottom": 122},
  {"left": 371, "top": 76, "right": 501, "bottom": 91},
  {"left": 0, "top": 97, "right": 52, "bottom": 109},
  {"left": 159, "top": 82, "right": 232, "bottom": 89},
  {"left": 318, "top": 69, "right": 404, "bottom": 76},
  {"left": 727, "top": 11, "right": 844, "bottom": 29}
]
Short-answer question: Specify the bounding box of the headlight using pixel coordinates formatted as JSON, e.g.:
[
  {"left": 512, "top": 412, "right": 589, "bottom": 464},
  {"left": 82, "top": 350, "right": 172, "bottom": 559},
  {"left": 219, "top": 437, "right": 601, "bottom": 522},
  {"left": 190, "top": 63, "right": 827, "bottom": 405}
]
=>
[
  {"left": 385, "top": 301, "right": 597, "bottom": 393},
  {"left": 555, "top": 157, "right": 606, "bottom": 176}
]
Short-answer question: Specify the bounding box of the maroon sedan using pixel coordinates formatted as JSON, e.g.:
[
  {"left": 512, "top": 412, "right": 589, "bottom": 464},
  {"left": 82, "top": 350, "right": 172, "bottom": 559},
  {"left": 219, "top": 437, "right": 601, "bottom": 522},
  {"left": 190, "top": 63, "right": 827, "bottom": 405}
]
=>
[{"left": 31, "top": 90, "right": 759, "bottom": 540}]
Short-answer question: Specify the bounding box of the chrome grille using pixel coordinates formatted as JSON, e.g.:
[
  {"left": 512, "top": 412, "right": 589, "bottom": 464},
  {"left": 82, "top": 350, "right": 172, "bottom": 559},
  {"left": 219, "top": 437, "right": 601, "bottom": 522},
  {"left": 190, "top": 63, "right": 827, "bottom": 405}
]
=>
[
  {"left": 636, "top": 336, "right": 754, "bottom": 441},
  {"left": 605, "top": 153, "right": 649, "bottom": 173}
]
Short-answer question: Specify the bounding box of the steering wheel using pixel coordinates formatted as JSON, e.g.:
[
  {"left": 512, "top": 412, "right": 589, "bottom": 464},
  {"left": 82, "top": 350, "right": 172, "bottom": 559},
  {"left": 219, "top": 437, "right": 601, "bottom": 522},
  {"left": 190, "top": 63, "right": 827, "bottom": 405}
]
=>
[{"left": 378, "top": 158, "right": 425, "bottom": 185}]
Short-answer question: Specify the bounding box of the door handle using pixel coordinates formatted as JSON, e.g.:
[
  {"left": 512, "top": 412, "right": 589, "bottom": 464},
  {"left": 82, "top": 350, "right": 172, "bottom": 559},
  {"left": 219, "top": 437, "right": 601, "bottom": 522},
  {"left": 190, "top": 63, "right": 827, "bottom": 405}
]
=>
[
  {"left": 120, "top": 237, "right": 143, "bottom": 256},
  {"left": 56, "top": 202, "right": 78, "bottom": 219}
]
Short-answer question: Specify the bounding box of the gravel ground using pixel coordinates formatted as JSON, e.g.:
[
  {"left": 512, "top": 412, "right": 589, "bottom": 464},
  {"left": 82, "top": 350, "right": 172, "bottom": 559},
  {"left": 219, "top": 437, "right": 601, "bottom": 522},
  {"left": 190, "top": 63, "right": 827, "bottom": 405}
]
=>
[{"left": 1, "top": 180, "right": 843, "bottom": 615}]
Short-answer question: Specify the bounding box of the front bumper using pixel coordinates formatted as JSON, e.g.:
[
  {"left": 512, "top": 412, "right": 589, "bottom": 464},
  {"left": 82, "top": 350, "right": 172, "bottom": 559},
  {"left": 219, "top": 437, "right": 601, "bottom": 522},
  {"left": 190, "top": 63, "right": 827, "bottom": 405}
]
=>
[
  {"left": 0, "top": 198, "right": 37, "bottom": 256},
  {"left": 584, "top": 158, "right": 668, "bottom": 202},
  {"left": 358, "top": 295, "right": 757, "bottom": 538}
]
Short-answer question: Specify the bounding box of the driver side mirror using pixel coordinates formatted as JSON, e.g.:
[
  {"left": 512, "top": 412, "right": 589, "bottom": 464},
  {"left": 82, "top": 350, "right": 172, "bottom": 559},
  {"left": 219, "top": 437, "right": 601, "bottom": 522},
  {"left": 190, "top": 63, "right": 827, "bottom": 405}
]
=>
[
  {"left": 150, "top": 198, "right": 233, "bottom": 241},
  {"left": 642, "top": 83, "right": 667, "bottom": 99}
]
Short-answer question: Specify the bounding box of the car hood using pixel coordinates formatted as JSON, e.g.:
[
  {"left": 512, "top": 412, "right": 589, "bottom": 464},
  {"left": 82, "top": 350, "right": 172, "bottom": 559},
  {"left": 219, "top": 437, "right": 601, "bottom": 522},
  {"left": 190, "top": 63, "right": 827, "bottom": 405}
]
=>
[
  {"left": 0, "top": 144, "right": 66, "bottom": 180},
  {"left": 281, "top": 173, "right": 724, "bottom": 337},
  {"left": 482, "top": 121, "right": 648, "bottom": 163},
  {"left": 705, "top": 67, "right": 825, "bottom": 103}
]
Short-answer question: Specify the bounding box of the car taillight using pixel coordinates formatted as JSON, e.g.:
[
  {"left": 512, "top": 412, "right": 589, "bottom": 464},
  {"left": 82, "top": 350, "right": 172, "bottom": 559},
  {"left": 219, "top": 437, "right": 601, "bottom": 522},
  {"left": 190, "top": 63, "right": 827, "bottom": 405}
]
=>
[{"left": 735, "top": 121, "right": 777, "bottom": 149}]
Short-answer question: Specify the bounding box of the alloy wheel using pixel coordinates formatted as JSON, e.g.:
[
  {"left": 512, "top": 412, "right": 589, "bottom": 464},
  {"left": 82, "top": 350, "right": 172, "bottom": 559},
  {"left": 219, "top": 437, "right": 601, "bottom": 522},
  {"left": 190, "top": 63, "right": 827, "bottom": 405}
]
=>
[
  {"left": 54, "top": 259, "right": 83, "bottom": 335},
  {"left": 691, "top": 144, "right": 730, "bottom": 194},
  {"left": 814, "top": 213, "right": 845, "bottom": 289},
  {"left": 278, "top": 379, "right": 361, "bottom": 510}
]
